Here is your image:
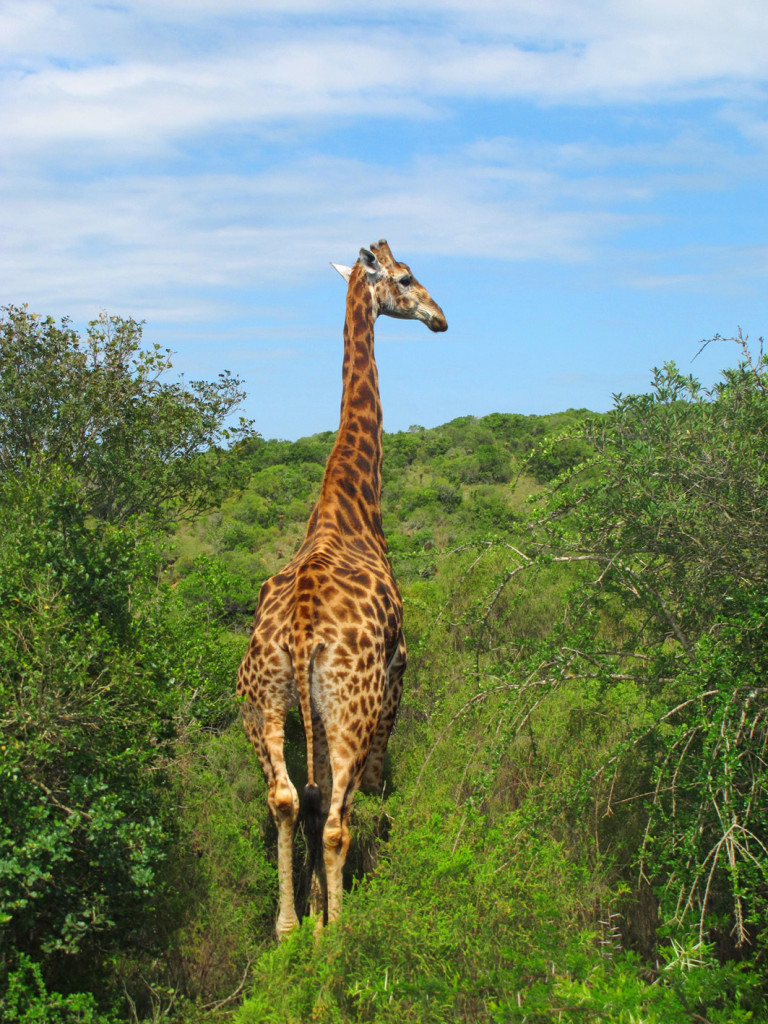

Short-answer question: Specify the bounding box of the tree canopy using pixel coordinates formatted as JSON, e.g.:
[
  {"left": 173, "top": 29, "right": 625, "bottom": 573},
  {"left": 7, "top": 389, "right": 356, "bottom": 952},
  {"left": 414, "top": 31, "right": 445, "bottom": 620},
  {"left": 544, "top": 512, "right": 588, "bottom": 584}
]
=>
[{"left": 0, "top": 306, "right": 253, "bottom": 525}]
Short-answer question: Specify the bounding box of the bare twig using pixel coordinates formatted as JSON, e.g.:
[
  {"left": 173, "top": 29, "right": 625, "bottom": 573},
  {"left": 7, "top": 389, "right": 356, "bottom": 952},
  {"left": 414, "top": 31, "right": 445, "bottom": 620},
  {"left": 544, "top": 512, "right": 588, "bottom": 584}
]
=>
[
  {"left": 200, "top": 959, "right": 254, "bottom": 1012},
  {"left": 411, "top": 666, "right": 555, "bottom": 804}
]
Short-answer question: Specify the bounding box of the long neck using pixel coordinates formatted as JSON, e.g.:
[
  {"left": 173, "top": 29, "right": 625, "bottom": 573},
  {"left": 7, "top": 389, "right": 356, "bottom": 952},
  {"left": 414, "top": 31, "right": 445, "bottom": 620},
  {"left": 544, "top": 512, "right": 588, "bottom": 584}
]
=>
[
  {"left": 336, "top": 267, "right": 382, "bottom": 482},
  {"left": 299, "top": 267, "right": 386, "bottom": 553}
]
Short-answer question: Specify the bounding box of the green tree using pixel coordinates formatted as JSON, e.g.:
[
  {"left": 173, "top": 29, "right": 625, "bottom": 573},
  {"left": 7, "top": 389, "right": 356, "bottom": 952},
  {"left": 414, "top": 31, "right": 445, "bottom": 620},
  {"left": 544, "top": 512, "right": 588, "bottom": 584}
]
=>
[
  {"left": 0, "top": 306, "right": 255, "bottom": 1010},
  {"left": 0, "top": 305, "right": 253, "bottom": 525},
  {"left": 534, "top": 337, "right": 768, "bottom": 955}
]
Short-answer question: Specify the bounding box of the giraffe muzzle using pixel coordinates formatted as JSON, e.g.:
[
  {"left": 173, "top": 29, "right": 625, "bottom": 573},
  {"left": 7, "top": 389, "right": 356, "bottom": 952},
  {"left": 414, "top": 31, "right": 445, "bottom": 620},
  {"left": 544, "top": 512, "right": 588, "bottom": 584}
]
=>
[{"left": 426, "top": 309, "right": 448, "bottom": 333}]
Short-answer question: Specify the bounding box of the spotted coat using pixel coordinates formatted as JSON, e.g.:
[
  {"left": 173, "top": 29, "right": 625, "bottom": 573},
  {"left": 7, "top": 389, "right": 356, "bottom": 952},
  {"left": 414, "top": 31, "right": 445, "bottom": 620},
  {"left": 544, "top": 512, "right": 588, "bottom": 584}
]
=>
[{"left": 236, "top": 239, "right": 447, "bottom": 938}]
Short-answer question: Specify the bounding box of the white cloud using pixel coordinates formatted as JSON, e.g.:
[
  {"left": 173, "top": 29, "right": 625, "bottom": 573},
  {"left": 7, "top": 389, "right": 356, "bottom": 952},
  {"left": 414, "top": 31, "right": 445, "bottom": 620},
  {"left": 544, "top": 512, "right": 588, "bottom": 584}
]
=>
[
  {"left": 2, "top": 1, "right": 768, "bottom": 162},
  {"left": 2, "top": 0, "right": 767, "bottom": 354},
  {"left": 1, "top": 136, "right": 655, "bottom": 323},
  {"left": 0, "top": 1, "right": 60, "bottom": 51},
  {"left": 3, "top": 36, "right": 438, "bottom": 157},
  {"left": 625, "top": 244, "right": 768, "bottom": 292}
]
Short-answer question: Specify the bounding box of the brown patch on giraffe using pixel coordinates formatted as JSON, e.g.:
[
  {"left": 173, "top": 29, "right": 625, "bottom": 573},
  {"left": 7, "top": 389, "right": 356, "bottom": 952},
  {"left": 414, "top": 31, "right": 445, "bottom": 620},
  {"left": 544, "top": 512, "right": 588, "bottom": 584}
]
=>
[{"left": 352, "top": 381, "right": 375, "bottom": 409}]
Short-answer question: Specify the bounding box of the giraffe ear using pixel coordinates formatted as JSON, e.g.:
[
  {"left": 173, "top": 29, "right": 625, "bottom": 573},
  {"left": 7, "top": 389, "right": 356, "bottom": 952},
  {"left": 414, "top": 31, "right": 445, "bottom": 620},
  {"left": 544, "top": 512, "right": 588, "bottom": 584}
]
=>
[
  {"left": 331, "top": 263, "right": 353, "bottom": 282},
  {"left": 358, "top": 248, "right": 382, "bottom": 278}
]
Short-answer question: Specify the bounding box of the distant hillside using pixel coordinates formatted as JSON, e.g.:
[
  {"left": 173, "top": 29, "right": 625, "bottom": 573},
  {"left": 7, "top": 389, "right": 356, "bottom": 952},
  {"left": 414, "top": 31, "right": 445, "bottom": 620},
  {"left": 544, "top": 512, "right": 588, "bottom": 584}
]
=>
[{"left": 173, "top": 408, "right": 597, "bottom": 601}]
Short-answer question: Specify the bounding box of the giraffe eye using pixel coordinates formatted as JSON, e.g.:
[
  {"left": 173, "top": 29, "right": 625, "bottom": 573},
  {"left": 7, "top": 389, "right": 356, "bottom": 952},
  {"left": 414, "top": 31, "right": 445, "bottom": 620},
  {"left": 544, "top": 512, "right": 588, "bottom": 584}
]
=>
[{"left": 398, "top": 275, "right": 413, "bottom": 288}]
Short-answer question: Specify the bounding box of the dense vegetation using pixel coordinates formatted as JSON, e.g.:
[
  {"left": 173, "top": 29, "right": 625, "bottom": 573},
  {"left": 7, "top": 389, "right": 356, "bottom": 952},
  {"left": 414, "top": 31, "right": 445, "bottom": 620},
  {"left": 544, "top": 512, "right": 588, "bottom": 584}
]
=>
[{"left": 1, "top": 305, "right": 767, "bottom": 1023}]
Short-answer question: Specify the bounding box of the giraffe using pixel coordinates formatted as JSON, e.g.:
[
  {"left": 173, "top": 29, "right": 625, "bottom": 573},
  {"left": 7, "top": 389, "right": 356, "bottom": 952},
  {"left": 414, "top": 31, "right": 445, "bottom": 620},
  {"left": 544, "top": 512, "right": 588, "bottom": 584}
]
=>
[{"left": 236, "top": 239, "right": 447, "bottom": 939}]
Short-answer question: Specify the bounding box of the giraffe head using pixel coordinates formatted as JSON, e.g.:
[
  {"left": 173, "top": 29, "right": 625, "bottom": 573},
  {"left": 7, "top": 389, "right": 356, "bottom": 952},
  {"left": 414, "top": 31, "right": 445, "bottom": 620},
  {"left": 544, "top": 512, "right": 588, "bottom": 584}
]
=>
[{"left": 332, "top": 239, "right": 448, "bottom": 333}]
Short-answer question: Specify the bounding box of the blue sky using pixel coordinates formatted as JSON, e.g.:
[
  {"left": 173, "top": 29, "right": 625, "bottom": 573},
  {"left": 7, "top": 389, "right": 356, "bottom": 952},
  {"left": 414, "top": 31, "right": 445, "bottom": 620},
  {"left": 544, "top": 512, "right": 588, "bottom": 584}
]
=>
[{"left": 2, "top": 1, "right": 767, "bottom": 439}]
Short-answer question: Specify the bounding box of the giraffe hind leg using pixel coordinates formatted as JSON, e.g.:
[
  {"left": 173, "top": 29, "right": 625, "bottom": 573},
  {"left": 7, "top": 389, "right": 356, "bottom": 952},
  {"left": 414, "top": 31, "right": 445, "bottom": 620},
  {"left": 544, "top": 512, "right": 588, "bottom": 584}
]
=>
[
  {"left": 310, "top": 645, "right": 386, "bottom": 924},
  {"left": 243, "top": 698, "right": 300, "bottom": 940},
  {"left": 322, "top": 763, "right": 357, "bottom": 924},
  {"left": 361, "top": 635, "right": 406, "bottom": 794},
  {"left": 322, "top": 720, "right": 379, "bottom": 924}
]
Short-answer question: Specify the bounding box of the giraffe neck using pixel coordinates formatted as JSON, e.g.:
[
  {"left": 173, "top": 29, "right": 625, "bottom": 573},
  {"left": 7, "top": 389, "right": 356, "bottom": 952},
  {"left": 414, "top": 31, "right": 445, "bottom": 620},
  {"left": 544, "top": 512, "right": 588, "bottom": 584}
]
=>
[
  {"left": 308, "top": 265, "right": 386, "bottom": 549},
  {"left": 336, "top": 266, "right": 382, "bottom": 482}
]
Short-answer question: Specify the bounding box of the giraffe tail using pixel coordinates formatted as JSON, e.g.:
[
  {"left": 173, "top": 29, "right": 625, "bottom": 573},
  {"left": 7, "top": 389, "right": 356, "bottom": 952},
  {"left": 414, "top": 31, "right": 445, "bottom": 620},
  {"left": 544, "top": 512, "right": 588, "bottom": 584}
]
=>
[
  {"left": 296, "top": 641, "right": 325, "bottom": 887},
  {"left": 301, "top": 780, "right": 324, "bottom": 903}
]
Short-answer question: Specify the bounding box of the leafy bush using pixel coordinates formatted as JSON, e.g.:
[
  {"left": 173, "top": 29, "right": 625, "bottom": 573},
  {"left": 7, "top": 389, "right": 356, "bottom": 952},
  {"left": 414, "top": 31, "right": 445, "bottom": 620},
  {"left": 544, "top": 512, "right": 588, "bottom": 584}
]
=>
[
  {"left": 475, "top": 443, "right": 512, "bottom": 483},
  {"left": 526, "top": 432, "right": 594, "bottom": 482},
  {"left": 0, "top": 955, "right": 113, "bottom": 1024},
  {"left": 0, "top": 472, "right": 179, "bottom": 983},
  {"left": 0, "top": 306, "right": 256, "bottom": 1013},
  {"left": 0, "top": 306, "right": 252, "bottom": 525},
  {"left": 528, "top": 338, "right": 768, "bottom": 964}
]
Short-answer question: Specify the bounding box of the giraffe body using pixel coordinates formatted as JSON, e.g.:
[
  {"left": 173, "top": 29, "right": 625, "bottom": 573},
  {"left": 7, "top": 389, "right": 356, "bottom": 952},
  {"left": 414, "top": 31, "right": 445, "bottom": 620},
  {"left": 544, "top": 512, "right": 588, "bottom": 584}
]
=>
[{"left": 237, "top": 240, "right": 446, "bottom": 937}]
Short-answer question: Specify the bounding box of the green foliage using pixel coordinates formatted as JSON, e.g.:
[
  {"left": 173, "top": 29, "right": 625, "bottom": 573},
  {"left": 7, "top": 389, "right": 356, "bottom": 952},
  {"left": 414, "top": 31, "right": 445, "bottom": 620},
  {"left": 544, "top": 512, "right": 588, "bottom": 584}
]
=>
[
  {"left": 526, "top": 340, "right": 768, "bottom": 954},
  {"left": 539, "top": 354, "right": 768, "bottom": 642},
  {"left": 640, "top": 599, "right": 768, "bottom": 948},
  {"left": 126, "top": 724, "right": 276, "bottom": 1009},
  {"left": 0, "top": 955, "right": 113, "bottom": 1023},
  {"left": 488, "top": 939, "right": 764, "bottom": 1023},
  {"left": 236, "top": 819, "right": 765, "bottom": 1023},
  {"left": 0, "top": 306, "right": 257, "bottom": 1016},
  {"left": 0, "top": 305, "right": 253, "bottom": 525},
  {"left": 237, "top": 822, "right": 597, "bottom": 1024},
  {"left": 526, "top": 432, "right": 594, "bottom": 482},
  {"left": 0, "top": 470, "right": 179, "bottom": 978}
]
